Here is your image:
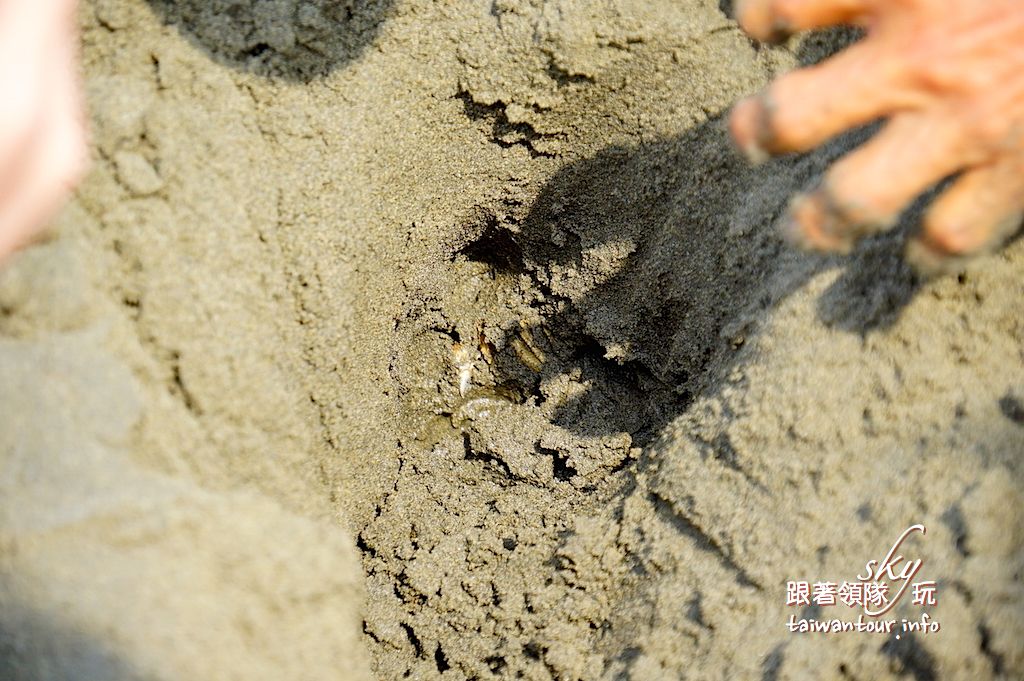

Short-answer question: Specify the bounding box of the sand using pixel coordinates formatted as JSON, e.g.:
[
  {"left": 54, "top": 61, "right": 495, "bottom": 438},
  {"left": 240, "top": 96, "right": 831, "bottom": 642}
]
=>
[{"left": 1, "top": 0, "right": 1021, "bottom": 679}]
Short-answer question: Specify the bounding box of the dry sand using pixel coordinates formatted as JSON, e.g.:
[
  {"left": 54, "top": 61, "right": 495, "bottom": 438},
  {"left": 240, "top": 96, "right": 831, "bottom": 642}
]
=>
[{"left": 1, "top": 0, "right": 1022, "bottom": 679}]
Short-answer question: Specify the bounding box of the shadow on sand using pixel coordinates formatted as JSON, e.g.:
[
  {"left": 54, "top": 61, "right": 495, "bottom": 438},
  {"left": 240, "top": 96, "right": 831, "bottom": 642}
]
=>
[
  {"left": 0, "top": 599, "right": 141, "bottom": 681},
  {"left": 460, "top": 113, "right": 922, "bottom": 445},
  {"left": 144, "top": 0, "right": 393, "bottom": 81}
]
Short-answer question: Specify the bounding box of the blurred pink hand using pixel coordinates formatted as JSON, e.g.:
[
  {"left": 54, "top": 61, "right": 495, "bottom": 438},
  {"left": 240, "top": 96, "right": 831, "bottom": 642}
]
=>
[{"left": 0, "top": 0, "right": 87, "bottom": 261}]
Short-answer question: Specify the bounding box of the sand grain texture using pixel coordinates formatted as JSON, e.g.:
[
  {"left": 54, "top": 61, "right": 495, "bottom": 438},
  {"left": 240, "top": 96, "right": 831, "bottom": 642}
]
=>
[{"left": 0, "top": 0, "right": 1021, "bottom": 679}]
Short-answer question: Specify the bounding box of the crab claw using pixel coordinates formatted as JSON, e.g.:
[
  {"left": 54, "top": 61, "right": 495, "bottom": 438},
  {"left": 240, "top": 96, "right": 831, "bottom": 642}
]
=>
[{"left": 730, "top": 0, "right": 1024, "bottom": 268}]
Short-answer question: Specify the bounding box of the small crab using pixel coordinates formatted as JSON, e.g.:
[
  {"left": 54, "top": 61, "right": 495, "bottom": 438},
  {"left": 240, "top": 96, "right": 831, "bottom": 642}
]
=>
[
  {"left": 451, "top": 321, "right": 496, "bottom": 397},
  {"left": 451, "top": 320, "right": 546, "bottom": 397},
  {"left": 730, "top": 0, "right": 1024, "bottom": 270}
]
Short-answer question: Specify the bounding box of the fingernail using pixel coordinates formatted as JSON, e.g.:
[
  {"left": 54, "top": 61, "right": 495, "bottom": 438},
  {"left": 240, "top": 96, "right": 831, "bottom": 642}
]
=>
[
  {"left": 730, "top": 96, "right": 772, "bottom": 165},
  {"left": 907, "top": 211, "right": 1022, "bottom": 275},
  {"left": 763, "top": 18, "right": 794, "bottom": 45},
  {"left": 905, "top": 238, "right": 961, "bottom": 277},
  {"left": 779, "top": 197, "right": 808, "bottom": 248},
  {"left": 991, "top": 211, "right": 1024, "bottom": 244},
  {"left": 753, "top": 94, "right": 779, "bottom": 157},
  {"left": 742, "top": 138, "right": 769, "bottom": 166},
  {"left": 735, "top": 0, "right": 793, "bottom": 44},
  {"left": 782, "top": 190, "right": 855, "bottom": 254},
  {"left": 734, "top": 0, "right": 753, "bottom": 26}
]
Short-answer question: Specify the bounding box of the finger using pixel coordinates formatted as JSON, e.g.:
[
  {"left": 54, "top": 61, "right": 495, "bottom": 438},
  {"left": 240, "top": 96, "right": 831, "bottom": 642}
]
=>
[
  {"left": 730, "top": 39, "right": 917, "bottom": 161},
  {"left": 0, "top": 10, "right": 50, "bottom": 190},
  {"left": 784, "top": 111, "right": 972, "bottom": 252},
  {"left": 50, "top": 3, "right": 89, "bottom": 185},
  {"left": 0, "top": 18, "right": 87, "bottom": 260},
  {"left": 736, "top": 0, "right": 874, "bottom": 44},
  {"left": 0, "top": 117, "right": 83, "bottom": 260},
  {"left": 0, "top": 0, "right": 78, "bottom": 166},
  {"left": 906, "top": 158, "right": 1024, "bottom": 270},
  {"left": 0, "top": 145, "right": 58, "bottom": 260}
]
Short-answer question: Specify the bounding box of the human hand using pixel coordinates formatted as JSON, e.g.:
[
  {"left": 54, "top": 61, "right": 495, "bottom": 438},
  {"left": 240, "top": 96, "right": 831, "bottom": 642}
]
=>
[
  {"left": 730, "top": 0, "right": 1024, "bottom": 270},
  {"left": 0, "top": 0, "right": 87, "bottom": 262}
]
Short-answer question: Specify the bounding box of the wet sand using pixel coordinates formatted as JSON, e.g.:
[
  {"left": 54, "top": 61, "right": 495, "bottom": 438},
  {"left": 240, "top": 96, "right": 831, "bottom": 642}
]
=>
[{"left": 1, "top": 0, "right": 1021, "bottom": 678}]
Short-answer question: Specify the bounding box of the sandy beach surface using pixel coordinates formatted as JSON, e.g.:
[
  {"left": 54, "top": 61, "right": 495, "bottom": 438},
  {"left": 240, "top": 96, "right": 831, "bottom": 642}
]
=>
[{"left": 1, "top": 0, "right": 1022, "bottom": 678}]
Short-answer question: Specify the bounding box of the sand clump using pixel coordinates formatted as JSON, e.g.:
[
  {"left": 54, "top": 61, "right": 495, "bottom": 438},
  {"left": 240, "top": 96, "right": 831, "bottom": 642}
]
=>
[{"left": 0, "top": 0, "right": 1021, "bottom": 679}]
